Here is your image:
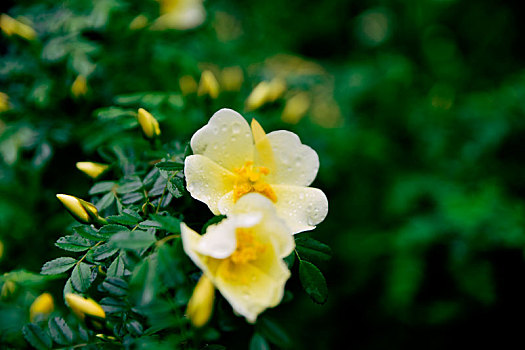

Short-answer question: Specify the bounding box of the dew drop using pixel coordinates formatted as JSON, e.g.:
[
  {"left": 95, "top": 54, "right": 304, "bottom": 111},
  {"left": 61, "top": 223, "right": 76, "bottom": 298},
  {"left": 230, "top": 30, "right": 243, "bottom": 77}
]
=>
[{"left": 232, "top": 123, "right": 241, "bottom": 134}]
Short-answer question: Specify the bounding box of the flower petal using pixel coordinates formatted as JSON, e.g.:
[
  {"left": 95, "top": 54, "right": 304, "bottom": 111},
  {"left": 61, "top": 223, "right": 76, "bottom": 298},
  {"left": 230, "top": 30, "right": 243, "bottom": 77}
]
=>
[
  {"left": 185, "top": 155, "right": 237, "bottom": 215},
  {"left": 190, "top": 108, "right": 254, "bottom": 171},
  {"left": 271, "top": 185, "right": 328, "bottom": 233},
  {"left": 261, "top": 130, "right": 320, "bottom": 187}
]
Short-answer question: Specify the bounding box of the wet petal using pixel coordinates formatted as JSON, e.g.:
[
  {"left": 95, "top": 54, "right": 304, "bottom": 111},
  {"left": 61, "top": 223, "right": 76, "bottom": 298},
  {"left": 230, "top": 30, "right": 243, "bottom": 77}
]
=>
[{"left": 190, "top": 109, "right": 254, "bottom": 171}]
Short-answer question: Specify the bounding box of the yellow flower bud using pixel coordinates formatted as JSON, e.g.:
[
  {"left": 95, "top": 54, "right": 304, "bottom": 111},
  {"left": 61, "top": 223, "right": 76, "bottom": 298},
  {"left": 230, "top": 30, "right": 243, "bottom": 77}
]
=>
[
  {"left": 129, "top": 14, "right": 149, "bottom": 30},
  {"left": 245, "top": 81, "right": 271, "bottom": 111},
  {"left": 71, "top": 75, "right": 88, "bottom": 97},
  {"left": 65, "top": 293, "right": 106, "bottom": 328},
  {"left": 0, "top": 92, "right": 10, "bottom": 113},
  {"left": 186, "top": 275, "right": 215, "bottom": 327},
  {"left": 29, "top": 292, "right": 54, "bottom": 322},
  {"left": 137, "top": 108, "right": 161, "bottom": 139},
  {"left": 179, "top": 75, "right": 198, "bottom": 95},
  {"left": 220, "top": 66, "right": 244, "bottom": 92},
  {"left": 266, "top": 77, "right": 286, "bottom": 102},
  {"left": 76, "top": 162, "right": 109, "bottom": 179},
  {"left": 0, "top": 14, "right": 37, "bottom": 41},
  {"left": 281, "top": 92, "right": 310, "bottom": 124},
  {"left": 198, "top": 70, "right": 220, "bottom": 99},
  {"left": 56, "top": 194, "right": 107, "bottom": 225},
  {"left": 1, "top": 280, "right": 16, "bottom": 298}
]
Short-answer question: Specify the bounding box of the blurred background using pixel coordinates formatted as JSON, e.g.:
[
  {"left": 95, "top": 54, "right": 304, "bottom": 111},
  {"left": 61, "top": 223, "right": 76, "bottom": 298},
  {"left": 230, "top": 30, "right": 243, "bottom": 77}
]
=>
[{"left": 2, "top": 0, "right": 525, "bottom": 348}]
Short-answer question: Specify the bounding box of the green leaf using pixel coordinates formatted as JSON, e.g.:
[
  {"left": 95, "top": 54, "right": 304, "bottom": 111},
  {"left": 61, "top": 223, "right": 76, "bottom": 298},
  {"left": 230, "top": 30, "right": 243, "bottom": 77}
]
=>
[
  {"left": 107, "top": 254, "right": 127, "bottom": 278},
  {"left": 121, "top": 191, "right": 144, "bottom": 204},
  {"left": 155, "top": 161, "right": 184, "bottom": 171},
  {"left": 117, "top": 178, "right": 143, "bottom": 194},
  {"left": 100, "top": 297, "right": 127, "bottom": 314},
  {"left": 111, "top": 230, "right": 156, "bottom": 250},
  {"left": 92, "top": 242, "right": 119, "bottom": 261},
  {"left": 22, "top": 323, "right": 52, "bottom": 350},
  {"left": 101, "top": 277, "right": 128, "bottom": 297},
  {"left": 99, "top": 224, "right": 130, "bottom": 237},
  {"left": 95, "top": 191, "right": 115, "bottom": 211},
  {"left": 48, "top": 317, "right": 74, "bottom": 345},
  {"left": 89, "top": 181, "right": 116, "bottom": 195},
  {"left": 107, "top": 211, "right": 141, "bottom": 226},
  {"left": 298, "top": 261, "right": 328, "bottom": 304},
  {"left": 73, "top": 225, "right": 108, "bottom": 241},
  {"left": 55, "top": 235, "right": 93, "bottom": 252},
  {"left": 257, "top": 317, "right": 292, "bottom": 349},
  {"left": 250, "top": 333, "right": 270, "bottom": 350},
  {"left": 41, "top": 257, "right": 77, "bottom": 275},
  {"left": 295, "top": 236, "right": 332, "bottom": 263},
  {"left": 140, "top": 214, "right": 181, "bottom": 233},
  {"left": 201, "top": 215, "right": 227, "bottom": 234},
  {"left": 95, "top": 107, "right": 136, "bottom": 120},
  {"left": 167, "top": 176, "right": 185, "bottom": 198},
  {"left": 71, "top": 263, "right": 92, "bottom": 292}
]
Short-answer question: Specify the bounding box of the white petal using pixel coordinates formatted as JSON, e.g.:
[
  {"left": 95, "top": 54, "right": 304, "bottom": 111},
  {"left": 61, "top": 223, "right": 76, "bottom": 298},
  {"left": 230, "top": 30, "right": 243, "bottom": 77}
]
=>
[
  {"left": 271, "top": 185, "right": 328, "bottom": 234},
  {"left": 262, "top": 130, "right": 320, "bottom": 187},
  {"left": 196, "top": 218, "right": 237, "bottom": 259},
  {"left": 185, "top": 155, "right": 236, "bottom": 215},
  {"left": 190, "top": 109, "right": 254, "bottom": 171}
]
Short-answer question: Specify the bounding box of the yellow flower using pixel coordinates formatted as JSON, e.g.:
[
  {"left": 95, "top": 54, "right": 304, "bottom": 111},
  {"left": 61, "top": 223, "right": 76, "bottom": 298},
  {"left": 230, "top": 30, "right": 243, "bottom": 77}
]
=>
[
  {"left": 185, "top": 108, "right": 328, "bottom": 233},
  {"left": 0, "top": 14, "right": 37, "bottom": 41},
  {"left": 0, "top": 92, "right": 10, "bottom": 113},
  {"left": 71, "top": 75, "right": 88, "bottom": 97},
  {"left": 186, "top": 275, "right": 215, "bottom": 327},
  {"left": 137, "top": 108, "right": 161, "bottom": 139},
  {"left": 198, "top": 70, "right": 220, "bottom": 99},
  {"left": 56, "top": 194, "right": 108, "bottom": 225},
  {"left": 179, "top": 75, "right": 198, "bottom": 95},
  {"left": 151, "top": 0, "right": 206, "bottom": 30},
  {"left": 76, "top": 162, "right": 109, "bottom": 179},
  {"left": 65, "top": 293, "right": 106, "bottom": 329},
  {"left": 30, "top": 292, "right": 54, "bottom": 322},
  {"left": 182, "top": 193, "right": 294, "bottom": 323}
]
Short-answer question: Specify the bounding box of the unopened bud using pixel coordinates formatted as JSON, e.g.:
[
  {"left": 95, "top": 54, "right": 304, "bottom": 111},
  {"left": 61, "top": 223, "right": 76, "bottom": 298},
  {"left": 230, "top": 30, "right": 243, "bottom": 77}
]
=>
[
  {"left": 282, "top": 92, "right": 310, "bottom": 124},
  {"left": 266, "top": 77, "right": 286, "bottom": 102},
  {"left": 1, "top": 280, "right": 16, "bottom": 298},
  {"left": 30, "top": 292, "right": 54, "bottom": 322},
  {"left": 179, "top": 75, "right": 198, "bottom": 95},
  {"left": 65, "top": 293, "right": 106, "bottom": 329},
  {"left": 245, "top": 81, "right": 270, "bottom": 111},
  {"left": 137, "top": 108, "right": 161, "bottom": 139},
  {"left": 76, "top": 162, "right": 109, "bottom": 179},
  {"left": 0, "top": 92, "right": 10, "bottom": 113},
  {"left": 221, "top": 66, "right": 244, "bottom": 92},
  {"left": 71, "top": 75, "right": 88, "bottom": 97},
  {"left": 198, "top": 70, "right": 220, "bottom": 99},
  {"left": 186, "top": 275, "right": 215, "bottom": 327},
  {"left": 0, "top": 14, "right": 37, "bottom": 41},
  {"left": 56, "top": 194, "right": 107, "bottom": 225}
]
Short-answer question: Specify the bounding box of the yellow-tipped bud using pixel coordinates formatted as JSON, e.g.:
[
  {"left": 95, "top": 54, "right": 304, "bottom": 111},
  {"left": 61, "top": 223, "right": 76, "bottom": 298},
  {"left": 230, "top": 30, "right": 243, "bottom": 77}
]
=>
[
  {"left": 71, "top": 75, "right": 88, "bottom": 97},
  {"left": 76, "top": 162, "right": 109, "bottom": 179},
  {"left": 65, "top": 293, "right": 106, "bottom": 328},
  {"left": 56, "top": 194, "right": 107, "bottom": 225},
  {"left": 129, "top": 14, "right": 149, "bottom": 30},
  {"left": 220, "top": 66, "right": 244, "bottom": 92},
  {"left": 1, "top": 280, "right": 16, "bottom": 298},
  {"left": 266, "top": 77, "right": 286, "bottom": 102},
  {"left": 186, "top": 275, "right": 215, "bottom": 327},
  {"left": 0, "top": 92, "right": 10, "bottom": 113},
  {"left": 30, "top": 292, "right": 54, "bottom": 322},
  {"left": 198, "top": 70, "right": 220, "bottom": 99},
  {"left": 137, "top": 108, "right": 161, "bottom": 139},
  {"left": 281, "top": 92, "right": 310, "bottom": 124},
  {"left": 0, "top": 14, "right": 37, "bottom": 41},
  {"left": 179, "top": 75, "right": 198, "bottom": 95},
  {"left": 245, "top": 81, "right": 271, "bottom": 111}
]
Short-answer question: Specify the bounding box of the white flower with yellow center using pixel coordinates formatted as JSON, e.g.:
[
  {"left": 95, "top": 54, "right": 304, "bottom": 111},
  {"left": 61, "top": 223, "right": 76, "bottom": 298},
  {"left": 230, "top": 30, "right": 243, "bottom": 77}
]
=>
[
  {"left": 181, "top": 193, "right": 295, "bottom": 323},
  {"left": 185, "top": 108, "right": 328, "bottom": 233}
]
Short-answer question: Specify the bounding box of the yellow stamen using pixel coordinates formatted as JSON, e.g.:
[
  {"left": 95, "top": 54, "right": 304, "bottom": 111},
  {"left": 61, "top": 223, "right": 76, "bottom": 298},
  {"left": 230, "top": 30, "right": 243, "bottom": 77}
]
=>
[{"left": 233, "top": 161, "right": 277, "bottom": 203}]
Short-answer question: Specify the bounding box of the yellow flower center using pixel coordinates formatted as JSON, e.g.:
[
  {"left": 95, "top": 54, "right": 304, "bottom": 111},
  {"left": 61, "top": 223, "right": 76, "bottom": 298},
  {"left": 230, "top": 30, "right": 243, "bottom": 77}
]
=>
[
  {"left": 233, "top": 161, "right": 277, "bottom": 203},
  {"left": 220, "top": 228, "right": 267, "bottom": 282}
]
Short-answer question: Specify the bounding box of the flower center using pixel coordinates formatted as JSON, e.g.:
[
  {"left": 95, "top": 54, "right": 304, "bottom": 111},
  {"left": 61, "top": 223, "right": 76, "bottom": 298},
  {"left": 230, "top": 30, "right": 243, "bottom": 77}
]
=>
[{"left": 232, "top": 161, "right": 277, "bottom": 203}]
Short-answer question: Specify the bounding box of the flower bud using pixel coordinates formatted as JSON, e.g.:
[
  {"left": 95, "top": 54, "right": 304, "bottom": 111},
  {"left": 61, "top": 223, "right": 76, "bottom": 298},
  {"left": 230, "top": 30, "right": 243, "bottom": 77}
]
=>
[
  {"left": 0, "top": 92, "right": 10, "bottom": 113},
  {"left": 179, "top": 75, "right": 198, "bottom": 95},
  {"left": 56, "top": 194, "right": 107, "bottom": 225},
  {"left": 266, "top": 77, "right": 286, "bottom": 102},
  {"left": 71, "top": 75, "right": 88, "bottom": 97},
  {"left": 245, "top": 81, "right": 270, "bottom": 111},
  {"left": 186, "top": 275, "right": 215, "bottom": 327},
  {"left": 198, "top": 70, "right": 220, "bottom": 99},
  {"left": 76, "top": 162, "right": 109, "bottom": 179},
  {"left": 65, "top": 293, "right": 106, "bottom": 329},
  {"left": 220, "top": 66, "right": 244, "bottom": 92},
  {"left": 29, "top": 292, "right": 54, "bottom": 322},
  {"left": 1, "top": 280, "right": 16, "bottom": 298},
  {"left": 281, "top": 92, "right": 310, "bottom": 124},
  {"left": 137, "top": 108, "right": 161, "bottom": 139},
  {"left": 0, "top": 14, "right": 37, "bottom": 41}
]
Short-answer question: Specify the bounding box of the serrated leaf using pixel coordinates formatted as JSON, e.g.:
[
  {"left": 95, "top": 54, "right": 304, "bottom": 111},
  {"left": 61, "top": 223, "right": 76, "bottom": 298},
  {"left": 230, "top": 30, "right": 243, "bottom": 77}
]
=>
[
  {"left": 100, "top": 297, "right": 127, "bottom": 314},
  {"left": 141, "top": 214, "right": 180, "bottom": 233},
  {"left": 55, "top": 235, "right": 93, "bottom": 252},
  {"left": 299, "top": 260, "right": 328, "bottom": 304},
  {"left": 155, "top": 161, "right": 184, "bottom": 171},
  {"left": 99, "top": 224, "right": 130, "bottom": 237},
  {"left": 295, "top": 236, "right": 332, "bottom": 263},
  {"left": 92, "top": 242, "right": 118, "bottom": 261},
  {"left": 41, "top": 257, "right": 77, "bottom": 275},
  {"left": 121, "top": 191, "right": 144, "bottom": 204},
  {"left": 107, "top": 254, "right": 126, "bottom": 277},
  {"left": 116, "top": 178, "right": 143, "bottom": 194},
  {"left": 71, "top": 263, "right": 92, "bottom": 292},
  {"left": 73, "top": 225, "right": 107, "bottom": 241},
  {"left": 107, "top": 211, "right": 141, "bottom": 226},
  {"left": 111, "top": 230, "right": 156, "bottom": 250},
  {"left": 95, "top": 191, "right": 115, "bottom": 211},
  {"left": 101, "top": 277, "right": 128, "bottom": 297},
  {"left": 143, "top": 168, "right": 160, "bottom": 187},
  {"left": 250, "top": 333, "right": 270, "bottom": 350},
  {"left": 22, "top": 323, "right": 52, "bottom": 350},
  {"left": 48, "top": 317, "right": 74, "bottom": 345},
  {"left": 89, "top": 181, "right": 116, "bottom": 195},
  {"left": 167, "top": 176, "right": 185, "bottom": 198}
]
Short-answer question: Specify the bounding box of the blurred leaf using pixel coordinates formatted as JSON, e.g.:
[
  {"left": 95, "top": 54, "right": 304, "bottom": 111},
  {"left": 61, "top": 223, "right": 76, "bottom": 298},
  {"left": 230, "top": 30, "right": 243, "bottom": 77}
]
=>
[
  {"left": 111, "top": 230, "right": 156, "bottom": 250},
  {"left": 155, "top": 162, "right": 184, "bottom": 171},
  {"left": 48, "top": 317, "right": 74, "bottom": 345},
  {"left": 22, "top": 323, "right": 52, "bottom": 350},
  {"left": 250, "top": 333, "right": 270, "bottom": 350}
]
